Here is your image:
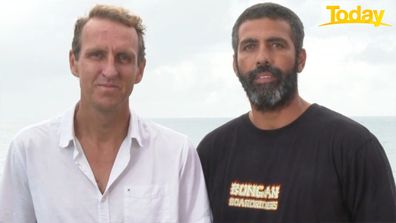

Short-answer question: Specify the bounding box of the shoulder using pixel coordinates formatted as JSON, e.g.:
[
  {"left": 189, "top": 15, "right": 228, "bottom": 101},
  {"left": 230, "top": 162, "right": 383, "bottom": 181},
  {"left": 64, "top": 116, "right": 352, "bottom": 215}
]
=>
[
  {"left": 306, "top": 104, "right": 382, "bottom": 161},
  {"left": 202, "top": 114, "right": 245, "bottom": 140},
  {"left": 309, "top": 104, "right": 374, "bottom": 141},
  {"left": 135, "top": 117, "right": 201, "bottom": 170},
  {"left": 6, "top": 115, "right": 63, "bottom": 164},
  {"left": 197, "top": 114, "right": 246, "bottom": 154},
  {"left": 136, "top": 116, "right": 193, "bottom": 152},
  {"left": 11, "top": 116, "right": 62, "bottom": 148},
  {"left": 139, "top": 118, "right": 189, "bottom": 142}
]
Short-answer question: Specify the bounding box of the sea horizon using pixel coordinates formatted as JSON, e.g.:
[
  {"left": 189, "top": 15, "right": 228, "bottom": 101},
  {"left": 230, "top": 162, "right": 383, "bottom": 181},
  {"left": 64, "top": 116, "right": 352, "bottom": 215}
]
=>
[{"left": 1, "top": 116, "right": 395, "bottom": 180}]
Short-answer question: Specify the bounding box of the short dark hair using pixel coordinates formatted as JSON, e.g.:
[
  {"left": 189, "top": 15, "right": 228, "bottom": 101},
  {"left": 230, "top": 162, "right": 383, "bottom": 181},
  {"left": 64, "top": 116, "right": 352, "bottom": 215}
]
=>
[
  {"left": 232, "top": 2, "right": 304, "bottom": 56},
  {"left": 71, "top": 5, "right": 146, "bottom": 64}
]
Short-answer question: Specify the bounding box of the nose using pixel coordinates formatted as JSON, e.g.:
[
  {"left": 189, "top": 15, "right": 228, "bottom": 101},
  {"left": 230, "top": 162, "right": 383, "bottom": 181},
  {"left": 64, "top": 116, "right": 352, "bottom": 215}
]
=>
[
  {"left": 256, "top": 46, "right": 271, "bottom": 67},
  {"left": 102, "top": 57, "right": 118, "bottom": 78}
]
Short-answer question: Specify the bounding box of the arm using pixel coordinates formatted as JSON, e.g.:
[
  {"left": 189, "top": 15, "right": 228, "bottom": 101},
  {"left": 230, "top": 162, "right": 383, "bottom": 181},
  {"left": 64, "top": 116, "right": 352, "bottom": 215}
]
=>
[
  {"left": 343, "top": 137, "right": 396, "bottom": 221},
  {"left": 178, "top": 139, "right": 212, "bottom": 223},
  {"left": 0, "top": 139, "right": 36, "bottom": 223}
]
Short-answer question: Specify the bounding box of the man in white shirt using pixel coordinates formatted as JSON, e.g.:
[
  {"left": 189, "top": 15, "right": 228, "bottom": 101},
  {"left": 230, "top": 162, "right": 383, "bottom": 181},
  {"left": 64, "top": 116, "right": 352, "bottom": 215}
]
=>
[{"left": 0, "top": 5, "right": 211, "bottom": 223}]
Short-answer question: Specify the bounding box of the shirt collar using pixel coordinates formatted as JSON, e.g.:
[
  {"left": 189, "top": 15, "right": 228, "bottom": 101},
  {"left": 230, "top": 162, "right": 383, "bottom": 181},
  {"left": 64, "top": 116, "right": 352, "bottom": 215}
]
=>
[
  {"left": 58, "top": 104, "right": 144, "bottom": 148},
  {"left": 58, "top": 105, "right": 76, "bottom": 148},
  {"left": 129, "top": 111, "right": 144, "bottom": 148}
]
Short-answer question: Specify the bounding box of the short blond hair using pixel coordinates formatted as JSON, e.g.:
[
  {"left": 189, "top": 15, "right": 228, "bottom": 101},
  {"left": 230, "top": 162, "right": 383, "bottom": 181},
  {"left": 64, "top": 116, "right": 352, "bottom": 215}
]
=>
[{"left": 71, "top": 5, "right": 146, "bottom": 64}]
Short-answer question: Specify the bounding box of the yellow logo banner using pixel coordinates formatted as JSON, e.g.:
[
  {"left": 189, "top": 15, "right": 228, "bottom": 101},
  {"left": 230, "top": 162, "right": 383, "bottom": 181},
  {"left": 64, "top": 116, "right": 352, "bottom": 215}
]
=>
[{"left": 320, "top": 5, "right": 391, "bottom": 27}]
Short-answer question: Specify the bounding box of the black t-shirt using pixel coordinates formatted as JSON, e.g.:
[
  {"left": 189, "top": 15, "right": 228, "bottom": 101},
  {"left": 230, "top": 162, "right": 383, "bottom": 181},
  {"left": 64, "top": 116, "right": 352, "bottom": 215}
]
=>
[{"left": 197, "top": 104, "right": 396, "bottom": 223}]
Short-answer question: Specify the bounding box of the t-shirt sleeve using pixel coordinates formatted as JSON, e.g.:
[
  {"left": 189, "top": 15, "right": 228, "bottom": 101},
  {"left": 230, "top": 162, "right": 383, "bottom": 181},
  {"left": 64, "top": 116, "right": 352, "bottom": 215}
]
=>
[
  {"left": 197, "top": 135, "right": 211, "bottom": 178},
  {"left": 341, "top": 137, "right": 396, "bottom": 221},
  {"left": 197, "top": 133, "right": 216, "bottom": 198}
]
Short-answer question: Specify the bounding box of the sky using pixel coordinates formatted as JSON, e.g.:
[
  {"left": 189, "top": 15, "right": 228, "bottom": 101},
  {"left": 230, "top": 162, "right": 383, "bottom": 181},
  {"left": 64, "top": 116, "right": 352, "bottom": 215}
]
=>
[{"left": 0, "top": 0, "right": 395, "bottom": 122}]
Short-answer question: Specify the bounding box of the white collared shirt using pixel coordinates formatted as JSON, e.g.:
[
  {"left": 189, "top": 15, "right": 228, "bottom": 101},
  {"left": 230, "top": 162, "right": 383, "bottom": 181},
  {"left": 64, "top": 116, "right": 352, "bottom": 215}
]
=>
[{"left": 0, "top": 107, "right": 212, "bottom": 223}]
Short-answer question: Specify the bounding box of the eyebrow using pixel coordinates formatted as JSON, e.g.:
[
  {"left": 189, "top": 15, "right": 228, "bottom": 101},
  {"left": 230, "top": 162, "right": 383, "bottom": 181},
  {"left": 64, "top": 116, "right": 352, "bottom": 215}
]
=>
[
  {"left": 239, "top": 38, "right": 258, "bottom": 47},
  {"left": 266, "top": 37, "right": 288, "bottom": 44},
  {"left": 240, "top": 36, "right": 289, "bottom": 45},
  {"left": 84, "top": 47, "right": 137, "bottom": 57},
  {"left": 85, "top": 47, "right": 106, "bottom": 54}
]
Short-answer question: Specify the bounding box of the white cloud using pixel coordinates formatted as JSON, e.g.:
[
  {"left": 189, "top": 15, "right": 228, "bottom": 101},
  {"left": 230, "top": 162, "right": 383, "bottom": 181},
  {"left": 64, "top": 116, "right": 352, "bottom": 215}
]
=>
[
  {"left": 133, "top": 44, "right": 249, "bottom": 117},
  {"left": 0, "top": 0, "right": 395, "bottom": 121},
  {"left": 301, "top": 33, "right": 396, "bottom": 116}
]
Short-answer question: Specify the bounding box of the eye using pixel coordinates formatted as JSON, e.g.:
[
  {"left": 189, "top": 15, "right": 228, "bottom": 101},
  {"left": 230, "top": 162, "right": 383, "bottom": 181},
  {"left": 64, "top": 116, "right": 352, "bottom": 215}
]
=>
[
  {"left": 117, "top": 53, "right": 132, "bottom": 64},
  {"left": 241, "top": 42, "right": 257, "bottom": 52},
  {"left": 88, "top": 51, "right": 105, "bottom": 60},
  {"left": 271, "top": 42, "right": 284, "bottom": 49},
  {"left": 269, "top": 40, "right": 287, "bottom": 50}
]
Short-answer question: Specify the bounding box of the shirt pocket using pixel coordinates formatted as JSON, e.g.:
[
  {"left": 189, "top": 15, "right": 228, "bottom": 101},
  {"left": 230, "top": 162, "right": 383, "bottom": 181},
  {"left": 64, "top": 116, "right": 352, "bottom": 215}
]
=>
[{"left": 124, "top": 185, "right": 175, "bottom": 223}]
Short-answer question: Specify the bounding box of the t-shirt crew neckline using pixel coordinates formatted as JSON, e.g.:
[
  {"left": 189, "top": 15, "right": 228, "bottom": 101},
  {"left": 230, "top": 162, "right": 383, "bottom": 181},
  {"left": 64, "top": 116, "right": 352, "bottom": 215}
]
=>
[{"left": 242, "top": 103, "right": 319, "bottom": 134}]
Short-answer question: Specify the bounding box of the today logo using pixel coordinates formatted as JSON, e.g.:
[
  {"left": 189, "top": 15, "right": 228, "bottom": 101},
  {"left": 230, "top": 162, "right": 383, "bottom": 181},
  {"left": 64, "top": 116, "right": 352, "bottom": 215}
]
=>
[{"left": 320, "top": 5, "right": 391, "bottom": 27}]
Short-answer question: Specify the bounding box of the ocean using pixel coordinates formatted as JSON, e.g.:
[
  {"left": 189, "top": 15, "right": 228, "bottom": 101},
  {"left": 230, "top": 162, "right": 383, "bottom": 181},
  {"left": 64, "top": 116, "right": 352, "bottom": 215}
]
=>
[{"left": 0, "top": 116, "right": 395, "bottom": 180}]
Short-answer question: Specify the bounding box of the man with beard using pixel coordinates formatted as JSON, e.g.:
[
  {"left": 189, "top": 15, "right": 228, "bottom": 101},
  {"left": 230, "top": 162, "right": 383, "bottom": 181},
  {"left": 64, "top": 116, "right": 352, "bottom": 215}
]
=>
[{"left": 197, "top": 2, "right": 396, "bottom": 222}]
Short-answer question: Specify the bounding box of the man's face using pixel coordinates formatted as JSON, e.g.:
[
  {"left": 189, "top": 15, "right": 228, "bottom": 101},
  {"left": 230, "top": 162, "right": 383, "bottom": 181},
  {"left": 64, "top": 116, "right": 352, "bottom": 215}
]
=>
[
  {"left": 234, "top": 18, "right": 305, "bottom": 112},
  {"left": 69, "top": 18, "right": 145, "bottom": 112}
]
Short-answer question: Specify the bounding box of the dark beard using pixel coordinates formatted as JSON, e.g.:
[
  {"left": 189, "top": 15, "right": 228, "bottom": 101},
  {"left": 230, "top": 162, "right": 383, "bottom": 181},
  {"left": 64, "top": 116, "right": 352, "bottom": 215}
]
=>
[{"left": 237, "top": 63, "right": 298, "bottom": 112}]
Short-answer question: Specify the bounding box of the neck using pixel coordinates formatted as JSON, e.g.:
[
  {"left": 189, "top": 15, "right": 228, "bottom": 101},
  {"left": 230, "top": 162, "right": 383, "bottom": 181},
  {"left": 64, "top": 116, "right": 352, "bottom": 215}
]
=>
[
  {"left": 249, "top": 93, "right": 311, "bottom": 130},
  {"left": 74, "top": 102, "right": 130, "bottom": 145}
]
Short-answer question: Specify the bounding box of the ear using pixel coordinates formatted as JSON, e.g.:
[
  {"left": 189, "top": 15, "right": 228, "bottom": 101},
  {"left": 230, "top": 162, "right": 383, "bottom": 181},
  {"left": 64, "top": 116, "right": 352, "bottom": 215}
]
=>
[
  {"left": 297, "top": 48, "right": 306, "bottom": 73},
  {"left": 232, "top": 54, "right": 238, "bottom": 75},
  {"left": 134, "top": 59, "right": 146, "bottom": 84},
  {"left": 69, "top": 50, "right": 79, "bottom": 77}
]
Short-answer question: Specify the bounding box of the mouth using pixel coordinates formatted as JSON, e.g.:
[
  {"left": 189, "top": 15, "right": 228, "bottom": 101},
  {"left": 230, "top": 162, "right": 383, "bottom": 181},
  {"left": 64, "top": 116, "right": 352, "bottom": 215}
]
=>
[
  {"left": 254, "top": 71, "right": 276, "bottom": 84},
  {"left": 96, "top": 83, "right": 119, "bottom": 90}
]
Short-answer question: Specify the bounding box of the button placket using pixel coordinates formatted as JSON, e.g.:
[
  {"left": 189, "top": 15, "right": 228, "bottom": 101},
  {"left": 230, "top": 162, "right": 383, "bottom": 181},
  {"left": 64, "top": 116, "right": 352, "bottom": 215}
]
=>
[{"left": 98, "top": 195, "right": 110, "bottom": 223}]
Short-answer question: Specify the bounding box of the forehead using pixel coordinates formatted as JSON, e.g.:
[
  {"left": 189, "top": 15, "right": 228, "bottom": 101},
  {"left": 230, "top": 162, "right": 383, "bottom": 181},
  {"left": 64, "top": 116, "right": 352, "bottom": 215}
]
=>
[
  {"left": 80, "top": 18, "right": 139, "bottom": 51},
  {"left": 238, "top": 18, "right": 293, "bottom": 44}
]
